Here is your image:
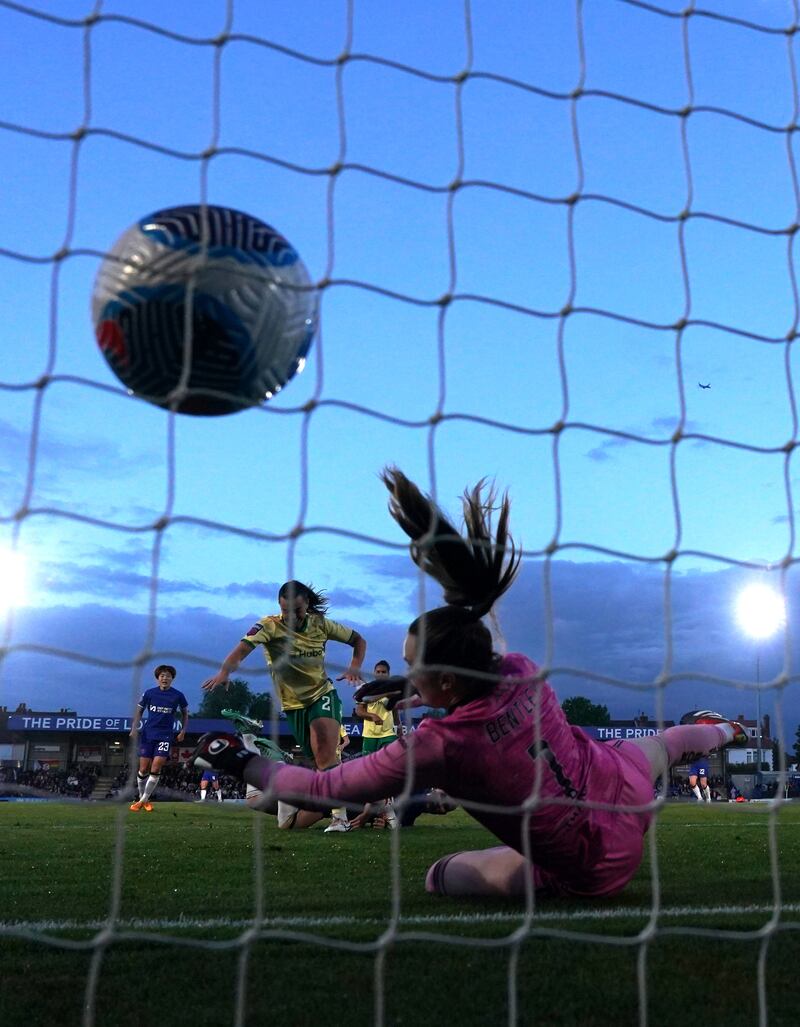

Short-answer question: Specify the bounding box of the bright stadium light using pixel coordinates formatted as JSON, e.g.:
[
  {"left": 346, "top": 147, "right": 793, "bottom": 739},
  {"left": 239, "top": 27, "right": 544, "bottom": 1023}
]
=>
[
  {"left": 735, "top": 583, "right": 786, "bottom": 640},
  {"left": 0, "top": 547, "right": 27, "bottom": 615},
  {"left": 735, "top": 583, "right": 785, "bottom": 787}
]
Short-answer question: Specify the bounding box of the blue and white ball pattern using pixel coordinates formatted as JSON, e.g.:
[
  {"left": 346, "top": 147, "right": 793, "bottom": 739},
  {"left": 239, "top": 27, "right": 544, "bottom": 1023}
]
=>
[{"left": 92, "top": 205, "right": 317, "bottom": 415}]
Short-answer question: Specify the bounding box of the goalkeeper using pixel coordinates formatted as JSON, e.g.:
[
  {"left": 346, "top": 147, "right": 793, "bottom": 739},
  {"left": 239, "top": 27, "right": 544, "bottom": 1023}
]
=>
[{"left": 194, "top": 468, "right": 746, "bottom": 901}]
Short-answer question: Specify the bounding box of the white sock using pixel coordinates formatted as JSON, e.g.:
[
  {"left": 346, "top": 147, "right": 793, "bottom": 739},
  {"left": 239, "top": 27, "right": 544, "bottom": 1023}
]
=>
[
  {"left": 142, "top": 773, "right": 160, "bottom": 801},
  {"left": 216, "top": 791, "right": 223, "bottom": 802},
  {"left": 692, "top": 785, "right": 703, "bottom": 801},
  {"left": 702, "top": 786, "right": 711, "bottom": 802},
  {"left": 277, "top": 800, "right": 299, "bottom": 829},
  {"left": 137, "top": 773, "right": 148, "bottom": 798},
  {"left": 321, "top": 764, "right": 347, "bottom": 822},
  {"left": 200, "top": 790, "right": 207, "bottom": 800}
]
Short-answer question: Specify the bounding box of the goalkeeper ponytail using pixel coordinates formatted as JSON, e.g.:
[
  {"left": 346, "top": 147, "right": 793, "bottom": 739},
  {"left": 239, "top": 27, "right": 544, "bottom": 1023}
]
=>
[{"left": 381, "top": 466, "right": 520, "bottom": 695}]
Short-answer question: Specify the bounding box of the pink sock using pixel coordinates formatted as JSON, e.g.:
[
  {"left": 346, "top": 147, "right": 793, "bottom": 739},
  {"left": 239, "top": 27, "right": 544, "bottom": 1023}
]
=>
[
  {"left": 426, "top": 854, "right": 458, "bottom": 895},
  {"left": 660, "top": 723, "right": 730, "bottom": 764},
  {"left": 425, "top": 847, "right": 530, "bottom": 898}
]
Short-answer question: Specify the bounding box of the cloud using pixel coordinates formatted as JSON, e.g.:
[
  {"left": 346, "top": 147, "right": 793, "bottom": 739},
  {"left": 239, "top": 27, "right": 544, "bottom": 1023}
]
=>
[
  {"left": 585, "top": 416, "right": 706, "bottom": 462},
  {"left": 0, "top": 414, "right": 166, "bottom": 523},
  {"left": 1, "top": 594, "right": 410, "bottom": 712},
  {"left": 325, "top": 585, "right": 380, "bottom": 610},
  {"left": 2, "top": 603, "right": 264, "bottom": 717},
  {"left": 40, "top": 559, "right": 221, "bottom": 600},
  {"left": 218, "top": 580, "right": 283, "bottom": 599},
  {"left": 5, "top": 561, "right": 799, "bottom": 741},
  {"left": 498, "top": 560, "right": 797, "bottom": 733},
  {"left": 215, "top": 579, "right": 402, "bottom": 609},
  {"left": 0, "top": 411, "right": 161, "bottom": 479},
  {"left": 585, "top": 436, "right": 630, "bottom": 462},
  {"left": 651, "top": 416, "right": 703, "bottom": 434}
]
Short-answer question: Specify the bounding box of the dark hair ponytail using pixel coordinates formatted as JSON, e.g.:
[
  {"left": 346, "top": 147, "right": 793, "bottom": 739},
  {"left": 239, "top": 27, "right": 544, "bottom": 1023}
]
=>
[
  {"left": 278, "top": 580, "right": 329, "bottom": 616},
  {"left": 382, "top": 467, "right": 520, "bottom": 691}
]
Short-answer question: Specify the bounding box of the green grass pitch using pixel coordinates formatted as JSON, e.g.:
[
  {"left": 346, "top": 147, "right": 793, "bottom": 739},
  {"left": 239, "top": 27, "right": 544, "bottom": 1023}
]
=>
[{"left": 2, "top": 801, "right": 800, "bottom": 1026}]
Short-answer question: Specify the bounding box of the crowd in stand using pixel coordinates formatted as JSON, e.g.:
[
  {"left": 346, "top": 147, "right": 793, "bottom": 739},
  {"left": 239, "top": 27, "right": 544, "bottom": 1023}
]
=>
[
  {"left": 143, "top": 764, "right": 244, "bottom": 801},
  {"left": 0, "top": 760, "right": 244, "bottom": 801},
  {"left": 668, "top": 775, "right": 726, "bottom": 801},
  {"left": 0, "top": 763, "right": 100, "bottom": 798},
  {"left": 103, "top": 762, "right": 246, "bottom": 801},
  {"left": 751, "top": 778, "right": 787, "bottom": 799},
  {"left": 2, "top": 761, "right": 799, "bottom": 802},
  {"left": 103, "top": 765, "right": 130, "bottom": 799},
  {"left": 153, "top": 762, "right": 246, "bottom": 800},
  {"left": 666, "top": 776, "right": 799, "bottom": 800}
]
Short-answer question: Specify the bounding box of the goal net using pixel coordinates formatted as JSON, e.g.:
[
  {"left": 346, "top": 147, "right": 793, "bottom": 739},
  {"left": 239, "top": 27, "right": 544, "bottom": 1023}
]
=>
[{"left": 1, "top": 1, "right": 798, "bottom": 1025}]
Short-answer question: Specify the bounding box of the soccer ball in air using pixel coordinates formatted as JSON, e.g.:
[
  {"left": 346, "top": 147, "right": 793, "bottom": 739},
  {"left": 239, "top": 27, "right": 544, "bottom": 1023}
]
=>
[{"left": 91, "top": 204, "right": 318, "bottom": 415}]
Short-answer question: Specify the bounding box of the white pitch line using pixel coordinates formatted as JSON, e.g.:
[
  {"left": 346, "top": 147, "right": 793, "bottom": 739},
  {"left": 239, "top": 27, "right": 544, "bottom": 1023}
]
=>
[
  {"left": 3, "top": 903, "right": 800, "bottom": 933},
  {"left": 675, "top": 822, "right": 795, "bottom": 828}
]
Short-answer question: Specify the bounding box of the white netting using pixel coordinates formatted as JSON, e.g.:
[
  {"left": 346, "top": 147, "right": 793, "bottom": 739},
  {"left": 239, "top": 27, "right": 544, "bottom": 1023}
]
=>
[{"left": 1, "top": 1, "right": 800, "bottom": 1025}]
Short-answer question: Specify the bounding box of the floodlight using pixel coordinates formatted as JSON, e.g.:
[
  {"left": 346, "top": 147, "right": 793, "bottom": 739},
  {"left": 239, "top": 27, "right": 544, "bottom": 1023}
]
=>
[{"left": 735, "top": 583, "right": 786, "bottom": 640}]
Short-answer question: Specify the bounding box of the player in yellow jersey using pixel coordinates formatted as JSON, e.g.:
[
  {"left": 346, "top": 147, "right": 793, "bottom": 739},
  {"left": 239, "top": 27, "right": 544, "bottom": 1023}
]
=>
[
  {"left": 351, "top": 659, "right": 398, "bottom": 829},
  {"left": 356, "top": 660, "right": 398, "bottom": 753},
  {"left": 202, "top": 580, "right": 366, "bottom": 831}
]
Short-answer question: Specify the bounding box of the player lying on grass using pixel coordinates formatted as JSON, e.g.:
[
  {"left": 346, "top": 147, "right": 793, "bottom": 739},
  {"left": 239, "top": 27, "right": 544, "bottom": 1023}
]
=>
[
  {"left": 221, "top": 706, "right": 339, "bottom": 827},
  {"left": 221, "top": 709, "right": 294, "bottom": 814},
  {"left": 193, "top": 467, "right": 746, "bottom": 899}
]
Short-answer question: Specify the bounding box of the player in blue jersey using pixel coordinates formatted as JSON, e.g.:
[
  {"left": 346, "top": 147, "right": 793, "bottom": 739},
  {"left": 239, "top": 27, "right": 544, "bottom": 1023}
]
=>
[
  {"left": 688, "top": 760, "right": 711, "bottom": 803},
  {"left": 130, "top": 664, "right": 189, "bottom": 812},
  {"left": 198, "top": 769, "right": 223, "bottom": 802}
]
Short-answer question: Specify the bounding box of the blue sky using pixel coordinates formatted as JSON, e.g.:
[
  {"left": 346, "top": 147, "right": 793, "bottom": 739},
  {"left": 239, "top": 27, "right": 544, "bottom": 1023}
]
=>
[{"left": 1, "top": 0, "right": 800, "bottom": 746}]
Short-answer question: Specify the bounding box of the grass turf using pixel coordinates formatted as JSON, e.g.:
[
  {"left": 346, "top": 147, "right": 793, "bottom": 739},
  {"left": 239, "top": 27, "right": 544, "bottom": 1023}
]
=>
[{"left": 2, "top": 800, "right": 799, "bottom": 1026}]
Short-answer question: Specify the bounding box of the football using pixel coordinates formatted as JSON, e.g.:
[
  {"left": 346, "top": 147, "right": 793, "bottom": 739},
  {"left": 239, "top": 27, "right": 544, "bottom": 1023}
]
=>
[{"left": 92, "top": 204, "right": 318, "bottom": 415}]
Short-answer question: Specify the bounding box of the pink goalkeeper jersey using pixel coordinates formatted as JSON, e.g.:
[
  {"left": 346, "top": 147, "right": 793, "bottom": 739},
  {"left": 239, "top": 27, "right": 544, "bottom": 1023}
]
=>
[{"left": 261, "top": 653, "right": 655, "bottom": 897}]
